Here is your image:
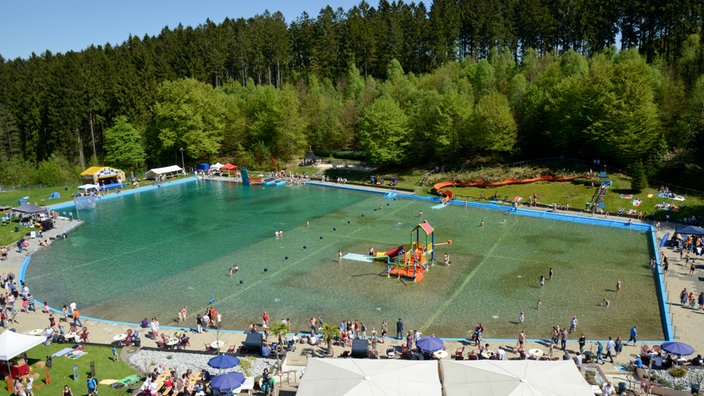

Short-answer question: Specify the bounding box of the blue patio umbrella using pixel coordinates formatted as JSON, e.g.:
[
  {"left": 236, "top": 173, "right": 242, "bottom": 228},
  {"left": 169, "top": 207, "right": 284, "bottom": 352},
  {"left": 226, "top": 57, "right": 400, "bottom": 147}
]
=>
[
  {"left": 661, "top": 341, "right": 695, "bottom": 356},
  {"left": 416, "top": 336, "right": 444, "bottom": 353},
  {"left": 208, "top": 354, "right": 240, "bottom": 370},
  {"left": 210, "top": 371, "right": 246, "bottom": 392}
]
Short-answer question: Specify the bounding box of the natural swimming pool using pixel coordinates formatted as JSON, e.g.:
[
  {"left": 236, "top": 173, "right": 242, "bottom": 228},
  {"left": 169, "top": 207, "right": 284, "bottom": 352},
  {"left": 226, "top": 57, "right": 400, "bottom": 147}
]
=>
[{"left": 25, "top": 180, "right": 663, "bottom": 340}]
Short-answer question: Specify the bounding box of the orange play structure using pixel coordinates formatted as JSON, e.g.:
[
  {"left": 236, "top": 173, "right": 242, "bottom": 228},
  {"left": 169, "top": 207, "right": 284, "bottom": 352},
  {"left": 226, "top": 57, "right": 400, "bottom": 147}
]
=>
[
  {"left": 433, "top": 175, "right": 592, "bottom": 204},
  {"left": 376, "top": 221, "right": 452, "bottom": 282}
]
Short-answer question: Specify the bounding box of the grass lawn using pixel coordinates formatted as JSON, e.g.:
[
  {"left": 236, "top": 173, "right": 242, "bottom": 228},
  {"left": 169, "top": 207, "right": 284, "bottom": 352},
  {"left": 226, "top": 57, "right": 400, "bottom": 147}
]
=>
[
  {"left": 2, "top": 343, "right": 139, "bottom": 396},
  {"left": 430, "top": 174, "right": 704, "bottom": 221}
]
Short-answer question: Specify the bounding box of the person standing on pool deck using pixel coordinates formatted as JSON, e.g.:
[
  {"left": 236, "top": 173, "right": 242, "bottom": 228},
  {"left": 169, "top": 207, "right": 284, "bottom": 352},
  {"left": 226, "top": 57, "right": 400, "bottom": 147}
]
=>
[
  {"left": 519, "top": 311, "right": 524, "bottom": 324},
  {"left": 516, "top": 330, "right": 526, "bottom": 352},
  {"left": 548, "top": 267, "right": 554, "bottom": 280},
  {"left": 616, "top": 280, "right": 622, "bottom": 293},
  {"left": 539, "top": 275, "right": 545, "bottom": 288},
  {"left": 338, "top": 250, "right": 343, "bottom": 263},
  {"left": 396, "top": 318, "right": 404, "bottom": 340},
  {"left": 444, "top": 253, "right": 450, "bottom": 266},
  {"left": 537, "top": 299, "right": 542, "bottom": 310}
]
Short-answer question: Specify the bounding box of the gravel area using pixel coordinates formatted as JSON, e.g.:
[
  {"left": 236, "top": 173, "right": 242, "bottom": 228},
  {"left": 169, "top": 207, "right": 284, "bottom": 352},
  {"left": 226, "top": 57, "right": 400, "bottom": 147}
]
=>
[
  {"left": 651, "top": 367, "right": 704, "bottom": 392},
  {"left": 127, "top": 349, "right": 279, "bottom": 378}
]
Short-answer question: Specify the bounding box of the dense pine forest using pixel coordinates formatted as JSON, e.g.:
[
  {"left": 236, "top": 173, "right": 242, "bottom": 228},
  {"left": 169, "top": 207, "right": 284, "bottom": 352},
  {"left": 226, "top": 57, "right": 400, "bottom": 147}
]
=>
[{"left": 1, "top": 0, "right": 704, "bottom": 188}]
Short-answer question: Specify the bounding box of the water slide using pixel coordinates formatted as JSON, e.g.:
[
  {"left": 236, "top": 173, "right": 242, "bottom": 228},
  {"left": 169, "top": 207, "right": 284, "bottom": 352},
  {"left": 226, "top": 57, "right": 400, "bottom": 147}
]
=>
[
  {"left": 375, "top": 245, "right": 406, "bottom": 260},
  {"left": 433, "top": 175, "right": 591, "bottom": 203}
]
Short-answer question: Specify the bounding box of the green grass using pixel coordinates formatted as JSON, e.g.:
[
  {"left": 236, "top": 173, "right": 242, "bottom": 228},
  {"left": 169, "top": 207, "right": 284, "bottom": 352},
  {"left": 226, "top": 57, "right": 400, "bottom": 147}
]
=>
[
  {"left": 1, "top": 343, "right": 139, "bottom": 396},
  {"left": 430, "top": 173, "right": 704, "bottom": 221}
]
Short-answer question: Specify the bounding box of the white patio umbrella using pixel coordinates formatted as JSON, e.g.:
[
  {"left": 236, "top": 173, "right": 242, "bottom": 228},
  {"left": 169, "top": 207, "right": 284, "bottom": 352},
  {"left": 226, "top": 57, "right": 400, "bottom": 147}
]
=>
[
  {"left": 297, "top": 358, "right": 441, "bottom": 396},
  {"left": 440, "top": 360, "right": 594, "bottom": 396}
]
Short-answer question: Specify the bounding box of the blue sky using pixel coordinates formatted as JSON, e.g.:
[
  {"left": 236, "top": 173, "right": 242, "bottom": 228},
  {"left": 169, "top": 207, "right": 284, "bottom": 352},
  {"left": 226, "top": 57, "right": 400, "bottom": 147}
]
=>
[{"left": 1, "top": 0, "right": 361, "bottom": 60}]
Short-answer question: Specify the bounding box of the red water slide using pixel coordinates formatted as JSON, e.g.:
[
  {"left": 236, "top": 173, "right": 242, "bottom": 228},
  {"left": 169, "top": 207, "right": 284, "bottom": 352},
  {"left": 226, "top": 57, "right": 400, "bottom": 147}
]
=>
[{"left": 433, "top": 175, "right": 591, "bottom": 203}]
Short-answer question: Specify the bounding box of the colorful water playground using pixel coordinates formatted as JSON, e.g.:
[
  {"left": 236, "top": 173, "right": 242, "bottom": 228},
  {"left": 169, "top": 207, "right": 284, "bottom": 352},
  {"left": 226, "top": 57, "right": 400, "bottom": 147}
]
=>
[{"left": 25, "top": 179, "right": 665, "bottom": 339}]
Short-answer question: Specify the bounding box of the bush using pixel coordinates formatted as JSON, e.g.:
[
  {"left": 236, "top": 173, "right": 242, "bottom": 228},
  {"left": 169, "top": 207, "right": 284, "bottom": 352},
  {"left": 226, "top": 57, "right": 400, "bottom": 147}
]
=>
[{"left": 669, "top": 366, "right": 687, "bottom": 378}]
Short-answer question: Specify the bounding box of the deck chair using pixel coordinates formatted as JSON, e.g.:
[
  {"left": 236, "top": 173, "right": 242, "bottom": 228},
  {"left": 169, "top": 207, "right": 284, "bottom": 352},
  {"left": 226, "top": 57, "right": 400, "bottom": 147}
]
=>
[
  {"left": 180, "top": 337, "right": 190, "bottom": 349},
  {"left": 225, "top": 345, "right": 235, "bottom": 354},
  {"left": 79, "top": 330, "right": 89, "bottom": 342},
  {"left": 156, "top": 341, "right": 166, "bottom": 349},
  {"left": 204, "top": 344, "right": 215, "bottom": 352},
  {"left": 455, "top": 346, "right": 465, "bottom": 360}
]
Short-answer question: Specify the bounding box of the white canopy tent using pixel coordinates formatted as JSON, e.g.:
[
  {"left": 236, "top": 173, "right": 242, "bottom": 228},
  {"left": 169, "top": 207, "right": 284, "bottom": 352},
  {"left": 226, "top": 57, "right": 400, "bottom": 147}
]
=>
[
  {"left": 210, "top": 162, "right": 224, "bottom": 171},
  {"left": 297, "top": 358, "right": 442, "bottom": 396},
  {"left": 144, "top": 165, "right": 183, "bottom": 180},
  {"left": 440, "top": 359, "right": 595, "bottom": 396},
  {"left": 0, "top": 330, "right": 46, "bottom": 361}
]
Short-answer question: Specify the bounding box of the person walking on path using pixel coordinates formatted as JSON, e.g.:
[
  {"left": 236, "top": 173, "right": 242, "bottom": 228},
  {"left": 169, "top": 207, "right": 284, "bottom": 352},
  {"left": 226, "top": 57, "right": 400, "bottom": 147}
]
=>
[
  {"left": 72, "top": 309, "right": 83, "bottom": 327},
  {"left": 606, "top": 336, "right": 616, "bottom": 363},
  {"left": 595, "top": 341, "right": 606, "bottom": 364},
  {"left": 628, "top": 325, "right": 637, "bottom": 345},
  {"left": 396, "top": 318, "right": 404, "bottom": 340}
]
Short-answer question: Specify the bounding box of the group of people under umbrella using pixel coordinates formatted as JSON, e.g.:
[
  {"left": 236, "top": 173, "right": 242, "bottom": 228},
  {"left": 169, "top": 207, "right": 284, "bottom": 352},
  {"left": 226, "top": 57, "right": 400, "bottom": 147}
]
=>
[
  {"left": 206, "top": 354, "right": 275, "bottom": 395},
  {"left": 141, "top": 353, "right": 272, "bottom": 396}
]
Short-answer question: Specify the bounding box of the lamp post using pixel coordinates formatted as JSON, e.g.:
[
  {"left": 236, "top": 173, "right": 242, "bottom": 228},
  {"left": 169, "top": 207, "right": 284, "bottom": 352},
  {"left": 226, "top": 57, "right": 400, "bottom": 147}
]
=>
[{"left": 179, "top": 147, "right": 185, "bottom": 172}]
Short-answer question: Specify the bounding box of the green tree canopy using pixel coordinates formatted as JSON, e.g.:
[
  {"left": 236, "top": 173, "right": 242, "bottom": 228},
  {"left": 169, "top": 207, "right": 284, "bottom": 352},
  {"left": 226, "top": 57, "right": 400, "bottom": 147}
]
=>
[
  {"left": 470, "top": 91, "right": 518, "bottom": 157},
  {"left": 103, "top": 115, "right": 146, "bottom": 171},
  {"left": 358, "top": 95, "right": 410, "bottom": 166},
  {"left": 153, "top": 78, "right": 226, "bottom": 161}
]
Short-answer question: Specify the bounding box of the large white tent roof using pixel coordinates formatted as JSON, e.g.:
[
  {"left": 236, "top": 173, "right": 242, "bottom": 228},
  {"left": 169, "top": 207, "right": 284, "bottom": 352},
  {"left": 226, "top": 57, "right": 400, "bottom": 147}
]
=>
[
  {"left": 441, "top": 359, "right": 595, "bottom": 396},
  {"left": 144, "top": 165, "right": 183, "bottom": 179},
  {"left": 0, "top": 330, "right": 46, "bottom": 361},
  {"left": 297, "top": 358, "right": 441, "bottom": 396}
]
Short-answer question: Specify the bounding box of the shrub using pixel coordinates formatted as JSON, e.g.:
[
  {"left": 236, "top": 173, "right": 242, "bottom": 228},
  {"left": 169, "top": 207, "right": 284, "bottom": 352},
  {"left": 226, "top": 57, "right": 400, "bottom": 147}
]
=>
[{"left": 669, "top": 366, "right": 687, "bottom": 378}]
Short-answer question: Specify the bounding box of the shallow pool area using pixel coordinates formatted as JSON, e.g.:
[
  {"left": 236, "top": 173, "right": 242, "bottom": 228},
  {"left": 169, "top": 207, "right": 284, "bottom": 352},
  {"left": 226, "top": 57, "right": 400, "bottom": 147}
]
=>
[{"left": 25, "top": 180, "right": 663, "bottom": 340}]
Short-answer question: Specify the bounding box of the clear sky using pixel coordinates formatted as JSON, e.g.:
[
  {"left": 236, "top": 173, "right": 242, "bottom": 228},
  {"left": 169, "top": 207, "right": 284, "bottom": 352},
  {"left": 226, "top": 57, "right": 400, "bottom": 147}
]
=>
[{"left": 0, "top": 0, "right": 362, "bottom": 60}]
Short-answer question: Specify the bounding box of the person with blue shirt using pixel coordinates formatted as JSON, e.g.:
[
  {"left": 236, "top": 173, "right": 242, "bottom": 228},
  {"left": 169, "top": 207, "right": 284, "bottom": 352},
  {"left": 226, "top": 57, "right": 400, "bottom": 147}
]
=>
[
  {"left": 634, "top": 355, "right": 643, "bottom": 368},
  {"left": 86, "top": 374, "right": 98, "bottom": 396},
  {"left": 628, "top": 325, "right": 638, "bottom": 345}
]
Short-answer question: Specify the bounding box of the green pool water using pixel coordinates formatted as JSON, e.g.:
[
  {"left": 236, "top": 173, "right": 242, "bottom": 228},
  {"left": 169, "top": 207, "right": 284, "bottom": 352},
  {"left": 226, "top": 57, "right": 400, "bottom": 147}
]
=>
[{"left": 25, "top": 181, "right": 662, "bottom": 340}]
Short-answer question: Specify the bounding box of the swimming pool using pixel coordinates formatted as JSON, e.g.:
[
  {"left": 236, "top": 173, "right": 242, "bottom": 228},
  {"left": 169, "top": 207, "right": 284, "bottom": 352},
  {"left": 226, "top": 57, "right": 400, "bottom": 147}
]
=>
[{"left": 25, "top": 180, "right": 663, "bottom": 340}]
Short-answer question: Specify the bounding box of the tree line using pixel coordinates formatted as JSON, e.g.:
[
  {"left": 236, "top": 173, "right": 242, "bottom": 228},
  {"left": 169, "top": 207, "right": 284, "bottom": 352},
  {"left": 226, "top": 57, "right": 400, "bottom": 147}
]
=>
[{"left": 0, "top": 0, "right": 703, "bottom": 188}]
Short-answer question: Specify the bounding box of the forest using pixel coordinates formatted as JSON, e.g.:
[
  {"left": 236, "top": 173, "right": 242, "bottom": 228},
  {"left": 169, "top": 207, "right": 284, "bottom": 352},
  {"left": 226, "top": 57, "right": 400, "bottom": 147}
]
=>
[{"left": 0, "top": 0, "right": 703, "bottom": 188}]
